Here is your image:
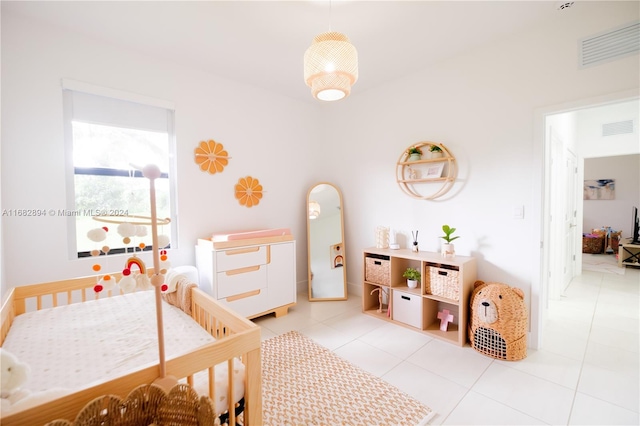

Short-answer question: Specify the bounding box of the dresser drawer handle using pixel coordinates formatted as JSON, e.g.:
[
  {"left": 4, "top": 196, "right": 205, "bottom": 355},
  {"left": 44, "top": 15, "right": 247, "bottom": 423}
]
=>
[
  {"left": 401, "top": 295, "right": 411, "bottom": 301},
  {"left": 225, "top": 265, "right": 260, "bottom": 276},
  {"left": 225, "top": 247, "right": 261, "bottom": 256},
  {"left": 226, "top": 289, "right": 261, "bottom": 302}
]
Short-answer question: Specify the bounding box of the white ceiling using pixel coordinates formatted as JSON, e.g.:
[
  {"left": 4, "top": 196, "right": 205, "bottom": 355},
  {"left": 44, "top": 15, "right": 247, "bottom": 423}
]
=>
[{"left": 2, "top": 0, "right": 578, "bottom": 103}]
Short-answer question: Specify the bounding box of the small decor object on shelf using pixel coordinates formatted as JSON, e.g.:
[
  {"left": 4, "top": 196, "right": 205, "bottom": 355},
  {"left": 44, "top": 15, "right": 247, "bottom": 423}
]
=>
[
  {"left": 194, "top": 139, "right": 230, "bottom": 174},
  {"left": 235, "top": 176, "right": 264, "bottom": 207},
  {"left": 469, "top": 280, "right": 527, "bottom": 361},
  {"left": 369, "top": 287, "right": 388, "bottom": 314},
  {"left": 411, "top": 230, "right": 419, "bottom": 252},
  {"left": 375, "top": 226, "right": 390, "bottom": 249},
  {"left": 437, "top": 309, "right": 454, "bottom": 331},
  {"left": 429, "top": 144, "right": 443, "bottom": 158},
  {"left": 402, "top": 267, "right": 421, "bottom": 289},
  {"left": 406, "top": 146, "right": 423, "bottom": 161},
  {"left": 425, "top": 163, "right": 445, "bottom": 179},
  {"left": 389, "top": 228, "right": 400, "bottom": 250},
  {"left": 440, "top": 224, "right": 459, "bottom": 258}
]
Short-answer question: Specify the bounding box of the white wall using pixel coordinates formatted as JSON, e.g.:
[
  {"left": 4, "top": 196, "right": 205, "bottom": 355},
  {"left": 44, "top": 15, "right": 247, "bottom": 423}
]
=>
[
  {"left": 0, "top": 13, "right": 321, "bottom": 292},
  {"left": 578, "top": 100, "right": 640, "bottom": 158},
  {"left": 583, "top": 155, "right": 640, "bottom": 236}
]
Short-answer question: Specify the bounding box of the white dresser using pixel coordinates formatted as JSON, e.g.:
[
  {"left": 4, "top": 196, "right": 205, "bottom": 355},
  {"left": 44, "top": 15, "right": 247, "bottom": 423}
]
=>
[{"left": 195, "top": 233, "right": 296, "bottom": 319}]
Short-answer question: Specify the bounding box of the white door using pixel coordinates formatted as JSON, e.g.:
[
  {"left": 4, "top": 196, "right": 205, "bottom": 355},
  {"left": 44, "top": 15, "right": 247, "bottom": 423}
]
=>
[
  {"left": 563, "top": 149, "right": 578, "bottom": 291},
  {"left": 548, "top": 127, "right": 564, "bottom": 300}
]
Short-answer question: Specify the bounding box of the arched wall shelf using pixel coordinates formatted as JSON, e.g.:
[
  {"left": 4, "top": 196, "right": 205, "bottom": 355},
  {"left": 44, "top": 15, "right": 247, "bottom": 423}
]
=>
[{"left": 396, "top": 142, "right": 457, "bottom": 200}]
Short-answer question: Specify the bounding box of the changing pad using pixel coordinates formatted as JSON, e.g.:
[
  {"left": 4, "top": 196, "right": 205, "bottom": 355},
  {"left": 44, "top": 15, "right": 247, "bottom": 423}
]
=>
[{"left": 208, "top": 228, "right": 293, "bottom": 249}]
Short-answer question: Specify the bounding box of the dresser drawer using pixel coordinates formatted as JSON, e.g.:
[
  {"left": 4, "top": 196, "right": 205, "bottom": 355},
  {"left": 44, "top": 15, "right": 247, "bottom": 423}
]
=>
[
  {"left": 216, "top": 245, "right": 268, "bottom": 272},
  {"left": 217, "top": 264, "right": 267, "bottom": 298},
  {"left": 221, "top": 287, "right": 270, "bottom": 318}
]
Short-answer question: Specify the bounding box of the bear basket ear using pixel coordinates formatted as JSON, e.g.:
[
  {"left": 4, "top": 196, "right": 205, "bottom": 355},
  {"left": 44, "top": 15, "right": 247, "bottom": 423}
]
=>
[
  {"left": 512, "top": 287, "right": 524, "bottom": 299},
  {"left": 473, "top": 280, "right": 485, "bottom": 289}
]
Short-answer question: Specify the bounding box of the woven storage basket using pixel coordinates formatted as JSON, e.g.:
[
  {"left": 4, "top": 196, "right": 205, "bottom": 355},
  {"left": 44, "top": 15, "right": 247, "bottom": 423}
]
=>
[
  {"left": 469, "top": 281, "right": 527, "bottom": 361},
  {"left": 45, "top": 383, "right": 218, "bottom": 426},
  {"left": 365, "top": 255, "right": 390, "bottom": 285},
  {"left": 582, "top": 235, "right": 604, "bottom": 253},
  {"left": 426, "top": 266, "right": 459, "bottom": 301}
]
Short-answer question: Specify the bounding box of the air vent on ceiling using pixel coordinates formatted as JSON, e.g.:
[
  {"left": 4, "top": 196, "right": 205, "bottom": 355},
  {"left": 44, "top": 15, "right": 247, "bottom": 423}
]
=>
[
  {"left": 579, "top": 21, "right": 639, "bottom": 68},
  {"left": 602, "top": 120, "right": 635, "bottom": 137}
]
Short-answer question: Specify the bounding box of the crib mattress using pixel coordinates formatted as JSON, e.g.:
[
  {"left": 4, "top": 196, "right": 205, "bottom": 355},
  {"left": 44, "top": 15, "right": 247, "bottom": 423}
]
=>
[{"left": 2, "top": 291, "right": 216, "bottom": 393}]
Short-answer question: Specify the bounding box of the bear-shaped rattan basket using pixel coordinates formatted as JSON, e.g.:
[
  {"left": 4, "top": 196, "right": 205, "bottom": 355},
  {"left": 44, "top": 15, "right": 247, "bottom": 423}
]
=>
[{"left": 468, "top": 280, "right": 528, "bottom": 361}]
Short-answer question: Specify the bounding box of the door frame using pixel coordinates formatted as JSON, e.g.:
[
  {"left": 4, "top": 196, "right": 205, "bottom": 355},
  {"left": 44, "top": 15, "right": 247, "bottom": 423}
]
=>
[{"left": 531, "top": 88, "right": 639, "bottom": 349}]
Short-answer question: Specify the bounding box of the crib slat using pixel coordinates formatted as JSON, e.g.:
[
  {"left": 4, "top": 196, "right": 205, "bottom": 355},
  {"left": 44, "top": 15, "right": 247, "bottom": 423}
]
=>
[
  {"left": 208, "top": 366, "right": 215, "bottom": 403},
  {"left": 228, "top": 358, "right": 235, "bottom": 426}
]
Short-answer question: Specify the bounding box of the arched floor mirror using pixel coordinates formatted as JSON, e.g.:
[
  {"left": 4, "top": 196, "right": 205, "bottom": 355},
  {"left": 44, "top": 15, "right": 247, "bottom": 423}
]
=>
[{"left": 307, "top": 183, "right": 347, "bottom": 301}]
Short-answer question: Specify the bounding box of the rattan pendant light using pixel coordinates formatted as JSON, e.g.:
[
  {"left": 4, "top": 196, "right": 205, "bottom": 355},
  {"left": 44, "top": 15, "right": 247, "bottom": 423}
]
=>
[{"left": 304, "top": 0, "right": 358, "bottom": 104}]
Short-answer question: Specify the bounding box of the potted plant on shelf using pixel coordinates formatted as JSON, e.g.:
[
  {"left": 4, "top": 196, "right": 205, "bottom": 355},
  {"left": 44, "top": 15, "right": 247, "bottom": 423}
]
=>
[
  {"left": 406, "top": 146, "right": 423, "bottom": 161},
  {"left": 440, "top": 224, "right": 459, "bottom": 258},
  {"left": 402, "top": 267, "right": 421, "bottom": 289},
  {"left": 429, "top": 144, "right": 443, "bottom": 158}
]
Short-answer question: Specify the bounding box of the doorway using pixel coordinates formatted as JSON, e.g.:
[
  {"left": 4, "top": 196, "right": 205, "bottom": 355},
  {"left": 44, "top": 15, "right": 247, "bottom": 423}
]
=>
[{"left": 532, "top": 89, "right": 640, "bottom": 349}]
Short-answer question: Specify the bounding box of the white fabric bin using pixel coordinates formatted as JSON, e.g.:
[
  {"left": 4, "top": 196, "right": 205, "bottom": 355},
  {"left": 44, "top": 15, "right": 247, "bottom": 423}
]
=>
[{"left": 392, "top": 290, "right": 422, "bottom": 329}]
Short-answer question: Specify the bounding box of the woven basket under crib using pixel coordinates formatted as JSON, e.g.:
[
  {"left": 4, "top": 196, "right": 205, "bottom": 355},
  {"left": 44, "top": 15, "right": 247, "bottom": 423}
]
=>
[
  {"left": 468, "top": 281, "right": 527, "bottom": 361},
  {"left": 45, "top": 383, "right": 220, "bottom": 426}
]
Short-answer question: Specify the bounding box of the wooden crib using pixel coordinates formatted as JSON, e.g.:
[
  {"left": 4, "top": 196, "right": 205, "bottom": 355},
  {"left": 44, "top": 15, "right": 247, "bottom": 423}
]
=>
[{"left": 0, "top": 273, "right": 262, "bottom": 426}]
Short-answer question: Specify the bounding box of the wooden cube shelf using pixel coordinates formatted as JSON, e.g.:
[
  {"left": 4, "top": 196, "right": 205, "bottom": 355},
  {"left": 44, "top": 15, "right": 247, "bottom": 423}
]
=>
[{"left": 362, "top": 247, "right": 477, "bottom": 346}]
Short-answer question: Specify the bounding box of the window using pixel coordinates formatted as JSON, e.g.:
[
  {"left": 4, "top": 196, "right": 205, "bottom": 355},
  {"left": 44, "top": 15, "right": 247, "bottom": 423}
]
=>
[{"left": 62, "top": 81, "right": 177, "bottom": 258}]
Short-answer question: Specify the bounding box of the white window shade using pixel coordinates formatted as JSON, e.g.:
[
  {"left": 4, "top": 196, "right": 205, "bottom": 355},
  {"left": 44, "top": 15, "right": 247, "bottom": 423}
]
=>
[{"left": 63, "top": 87, "right": 173, "bottom": 133}]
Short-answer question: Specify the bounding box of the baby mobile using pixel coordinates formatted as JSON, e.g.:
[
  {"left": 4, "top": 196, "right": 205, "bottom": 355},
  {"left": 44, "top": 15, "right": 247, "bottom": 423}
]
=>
[
  {"left": 86, "top": 164, "right": 177, "bottom": 387},
  {"left": 88, "top": 215, "right": 172, "bottom": 294}
]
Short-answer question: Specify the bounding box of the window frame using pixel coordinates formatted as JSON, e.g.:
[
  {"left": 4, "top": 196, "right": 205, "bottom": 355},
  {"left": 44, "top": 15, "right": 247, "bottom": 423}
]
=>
[{"left": 62, "top": 80, "right": 178, "bottom": 260}]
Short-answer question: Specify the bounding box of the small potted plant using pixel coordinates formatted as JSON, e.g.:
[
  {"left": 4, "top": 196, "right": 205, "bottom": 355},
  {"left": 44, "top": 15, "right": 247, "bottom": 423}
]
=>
[
  {"left": 440, "top": 224, "right": 459, "bottom": 258},
  {"left": 406, "top": 146, "right": 423, "bottom": 161},
  {"left": 429, "top": 144, "right": 443, "bottom": 158},
  {"left": 402, "top": 267, "right": 421, "bottom": 289}
]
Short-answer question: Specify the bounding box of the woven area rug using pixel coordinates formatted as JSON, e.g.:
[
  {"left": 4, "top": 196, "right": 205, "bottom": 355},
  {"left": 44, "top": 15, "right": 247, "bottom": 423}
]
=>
[{"left": 261, "top": 331, "right": 435, "bottom": 426}]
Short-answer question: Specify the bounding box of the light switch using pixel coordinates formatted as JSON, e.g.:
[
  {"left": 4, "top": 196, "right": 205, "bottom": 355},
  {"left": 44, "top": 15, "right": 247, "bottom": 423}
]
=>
[{"left": 513, "top": 206, "right": 524, "bottom": 219}]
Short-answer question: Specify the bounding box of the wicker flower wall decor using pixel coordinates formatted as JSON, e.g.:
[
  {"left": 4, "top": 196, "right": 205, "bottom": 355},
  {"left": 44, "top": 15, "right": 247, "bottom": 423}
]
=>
[
  {"left": 235, "top": 176, "right": 263, "bottom": 208},
  {"left": 194, "top": 139, "right": 230, "bottom": 174}
]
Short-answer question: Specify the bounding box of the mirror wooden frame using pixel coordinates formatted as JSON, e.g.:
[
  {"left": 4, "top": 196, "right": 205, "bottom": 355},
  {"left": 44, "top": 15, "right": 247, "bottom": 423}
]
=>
[{"left": 307, "top": 182, "right": 347, "bottom": 301}]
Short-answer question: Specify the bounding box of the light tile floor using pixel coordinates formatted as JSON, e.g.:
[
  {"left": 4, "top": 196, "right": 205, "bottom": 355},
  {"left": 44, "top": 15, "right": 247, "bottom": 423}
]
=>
[{"left": 252, "top": 264, "right": 639, "bottom": 425}]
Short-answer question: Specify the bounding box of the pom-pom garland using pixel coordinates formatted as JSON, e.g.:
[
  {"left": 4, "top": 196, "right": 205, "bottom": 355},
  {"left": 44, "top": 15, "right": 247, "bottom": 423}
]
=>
[
  {"left": 157, "top": 234, "right": 170, "bottom": 249},
  {"left": 87, "top": 228, "right": 108, "bottom": 243},
  {"left": 117, "top": 222, "right": 137, "bottom": 238},
  {"left": 135, "top": 225, "right": 147, "bottom": 237}
]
